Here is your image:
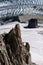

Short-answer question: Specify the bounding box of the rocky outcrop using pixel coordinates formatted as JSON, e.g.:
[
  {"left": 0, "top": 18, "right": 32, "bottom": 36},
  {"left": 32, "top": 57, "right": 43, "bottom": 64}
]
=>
[
  {"left": 0, "top": 24, "right": 32, "bottom": 65},
  {"left": 28, "top": 19, "right": 38, "bottom": 28}
]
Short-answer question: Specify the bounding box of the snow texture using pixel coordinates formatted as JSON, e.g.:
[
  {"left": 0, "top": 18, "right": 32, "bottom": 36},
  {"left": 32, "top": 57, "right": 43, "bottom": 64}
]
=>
[{"left": 0, "top": 0, "right": 43, "bottom": 5}]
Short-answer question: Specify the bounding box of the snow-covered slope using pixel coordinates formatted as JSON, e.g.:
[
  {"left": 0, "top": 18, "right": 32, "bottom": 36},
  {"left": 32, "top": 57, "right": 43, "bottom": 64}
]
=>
[
  {"left": 9, "top": 0, "right": 43, "bottom": 5},
  {"left": 0, "top": 1, "right": 13, "bottom": 7},
  {"left": 0, "top": 0, "right": 43, "bottom": 17},
  {"left": 8, "top": 0, "right": 43, "bottom": 5},
  {"left": 21, "top": 28, "right": 43, "bottom": 65},
  {"left": 0, "top": 0, "right": 43, "bottom": 7}
]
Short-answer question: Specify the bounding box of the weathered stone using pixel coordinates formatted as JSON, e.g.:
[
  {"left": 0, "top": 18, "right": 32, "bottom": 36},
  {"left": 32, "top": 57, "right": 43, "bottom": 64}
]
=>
[
  {"left": 0, "top": 24, "right": 32, "bottom": 65},
  {"left": 28, "top": 19, "right": 38, "bottom": 28}
]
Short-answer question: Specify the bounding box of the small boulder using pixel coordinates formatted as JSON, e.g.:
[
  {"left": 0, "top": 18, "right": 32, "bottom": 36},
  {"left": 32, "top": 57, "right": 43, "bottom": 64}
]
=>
[{"left": 28, "top": 19, "right": 38, "bottom": 28}]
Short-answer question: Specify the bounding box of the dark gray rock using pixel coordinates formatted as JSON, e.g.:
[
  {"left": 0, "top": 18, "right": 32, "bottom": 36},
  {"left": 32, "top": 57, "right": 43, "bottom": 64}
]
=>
[{"left": 28, "top": 19, "right": 38, "bottom": 28}]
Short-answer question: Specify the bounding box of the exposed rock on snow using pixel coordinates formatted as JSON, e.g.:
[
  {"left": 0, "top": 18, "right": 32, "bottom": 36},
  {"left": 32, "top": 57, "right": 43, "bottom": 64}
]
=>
[
  {"left": 0, "top": 24, "right": 33, "bottom": 65},
  {"left": 28, "top": 19, "right": 38, "bottom": 28}
]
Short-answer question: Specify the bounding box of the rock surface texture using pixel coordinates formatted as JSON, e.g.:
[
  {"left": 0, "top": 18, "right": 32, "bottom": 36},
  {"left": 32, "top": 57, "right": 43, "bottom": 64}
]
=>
[
  {"left": 28, "top": 19, "right": 38, "bottom": 28},
  {"left": 0, "top": 24, "right": 32, "bottom": 65}
]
